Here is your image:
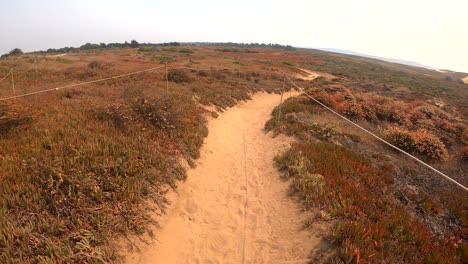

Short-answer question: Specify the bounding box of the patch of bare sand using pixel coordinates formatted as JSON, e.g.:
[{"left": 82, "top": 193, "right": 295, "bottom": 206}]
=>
[
  {"left": 46, "top": 53, "right": 68, "bottom": 58},
  {"left": 296, "top": 68, "right": 320, "bottom": 81},
  {"left": 123, "top": 91, "right": 332, "bottom": 263},
  {"left": 463, "top": 77, "right": 468, "bottom": 84}
]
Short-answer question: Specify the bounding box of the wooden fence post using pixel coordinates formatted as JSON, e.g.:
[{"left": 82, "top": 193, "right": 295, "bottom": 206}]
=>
[
  {"left": 165, "top": 63, "right": 169, "bottom": 93},
  {"left": 11, "top": 68, "right": 15, "bottom": 92},
  {"left": 277, "top": 75, "right": 285, "bottom": 121}
]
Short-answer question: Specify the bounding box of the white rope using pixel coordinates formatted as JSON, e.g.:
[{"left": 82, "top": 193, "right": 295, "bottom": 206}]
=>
[
  {"left": 19, "top": 59, "right": 37, "bottom": 73},
  {"left": 241, "top": 131, "right": 248, "bottom": 264},
  {"left": 0, "top": 70, "right": 11, "bottom": 83},
  {"left": 0, "top": 65, "right": 165, "bottom": 102},
  {"left": 284, "top": 74, "right": 468, "bottom": 192}
]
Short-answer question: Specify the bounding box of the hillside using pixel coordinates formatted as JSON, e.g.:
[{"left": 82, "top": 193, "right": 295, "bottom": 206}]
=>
[{"left": 0, "top": 45, "right": 466, "bottom": 263}]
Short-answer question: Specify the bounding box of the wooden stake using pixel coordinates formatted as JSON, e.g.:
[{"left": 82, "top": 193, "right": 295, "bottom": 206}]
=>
[
  {"left": 278, "top": 76, "right": 285, "bottom": 121},
  {"left": 165, "top": 63, "right": 168, "bottom": 93},
  {"left": 11, "top": 69, "right": 15, "bottom": 92}
]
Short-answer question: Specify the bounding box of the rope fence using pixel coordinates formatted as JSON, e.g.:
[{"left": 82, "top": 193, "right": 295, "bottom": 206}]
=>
[
  {"left": 0, "top": 62, "right": 244, "bottom": 101},
  {"left": 0, "top": 70, "right": 11, "bottom": 83},
  {"left": 0, "top": 59, "right": 465, "bottom": 192},
  {"left": 0, "top": 65, "right": 165, "bottom": 101}
]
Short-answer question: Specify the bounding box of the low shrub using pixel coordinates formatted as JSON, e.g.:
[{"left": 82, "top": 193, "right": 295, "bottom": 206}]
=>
[
  {"left": 178, "top": 48, "right": 193, "bottom": 54},
  {"left": 91, "top": 104, "right": 133, "bottom": 131},
  {"left": 131, "top": 94, "right": 207, "bottom": 159},
  {"left": 138, "top": 46, "right": 158, "bottom": 52},
  {"left": 384, "top": 127, "right": 448, "bottom": 161},
  {"left": 56, "top": 57, "right": 73, "bottom": 64},
  {"left": 341, "top": 102, "right": 365, "bottom": 120},
  {"left": 384, "top": 127, "right": 416, "bottom": 153},
  {"left": 458, "top": 146, "right": 468, "bottom": 162},
  {"left": 281, "top": 61, "right": 295, "bottom": 66},
  {"left": 413, "top": 132, "right": 449, "bottom": 161},
  {"left": 214, "top": 48, "right": 258, "bottom": 53},
  {"left": 88, "top": 60, "right": 103, "bottom": 69},
  {"left": 197, "top": 70, "right": 209, "bottom": 77},
  {"left": 0, "top": 103, "right": 32, "bottom": 136},
  {"left": 167, "top": 69, "right": 192, "bottom": 83},
  {"left": 290, "top": 172, "right": 326, "bottom": 204}
]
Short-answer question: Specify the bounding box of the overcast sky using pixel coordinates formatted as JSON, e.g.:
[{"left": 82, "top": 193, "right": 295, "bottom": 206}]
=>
[{"left": 1, "top": 0, "right": 467, "bottom": 72}]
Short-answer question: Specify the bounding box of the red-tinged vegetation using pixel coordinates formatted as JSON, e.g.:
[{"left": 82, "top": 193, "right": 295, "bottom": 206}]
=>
[
  {"left": 458, "top": 146, "right": 468, "bottom": 162},
  {"left": 276, "top": 142, "right": 464, "bottom": 263},
  {"left": 302, "top": 82, "right": 466, "bottom": 161},
  {"left": 384, "top": 127, "right": 449, "bottom": 161}
]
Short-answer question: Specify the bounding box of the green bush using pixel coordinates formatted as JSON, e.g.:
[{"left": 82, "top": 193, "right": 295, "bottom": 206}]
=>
[
  {"left": 178, "top": 48, "right": 194, "bottom": 54},
  {"left": 384, "top": 127, "right": 416, "bottom": 153}
]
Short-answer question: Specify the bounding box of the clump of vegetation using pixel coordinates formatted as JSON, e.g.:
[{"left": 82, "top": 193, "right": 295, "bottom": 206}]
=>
[
  {"left": 91, "top": 104, "right": 133, "bottom": 131},
  {"left": 413, "top": 131, "right": 449, "bottom": 161},
  {"left": 281, "top": 61, "right": 295, "bottom": 66},
  {"left": 158, "top": 55, "right": 175, "bottom": 64},
  {"left": 0, "top": 102, "right": 32, "bottom": 136},
  {"left": 290, "top": 172, "right": 326, "bottom": 204},
  {"left": 384, "top": 127, "right": 416, "bottom": 153},
  {"left": 88, "top": 60, "right": 103, "bottom": 69},
  {"left": 178, "top": 48, "right": 194, "bottom": 54},
  {"left": 162, "top": 47, "right": 177, "bottom": 52},
  {"left": 138, "top": 46, "right": 158, "bottom": 52},
  {"left": 384, "top": 127, "right": 449, "bottom": 161},
  {"left": 215, "top": 48, "right": 258, "bottom": 53},
  {"left": 458, "top": 146, "right": 468, "bottom": 162},
  {"left": 232, "top": 60, "right": 247, "bottom": 66},
  {"left": 167, "top": 69, "right": 192, "bottom": 83},
  {"left": 56, "top": 57, "right": 73, "bottom": 64}
]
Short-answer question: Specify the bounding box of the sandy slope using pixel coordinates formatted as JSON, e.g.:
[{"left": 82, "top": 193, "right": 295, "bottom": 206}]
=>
[{"left": 125, "top": 91, "right": 329, "bottom": 263}]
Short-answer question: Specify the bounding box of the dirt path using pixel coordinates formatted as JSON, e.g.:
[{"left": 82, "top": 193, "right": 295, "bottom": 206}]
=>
[{"left": 125, "top": 91, "right": 327, "bottom": 263}]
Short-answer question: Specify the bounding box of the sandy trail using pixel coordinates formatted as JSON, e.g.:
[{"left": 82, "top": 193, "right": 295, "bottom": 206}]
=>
[{"left": 126, "top": 91, "right": 325, "bottom": 263}]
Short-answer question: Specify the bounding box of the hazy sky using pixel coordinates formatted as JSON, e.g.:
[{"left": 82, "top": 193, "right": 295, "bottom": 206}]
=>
[{"left": 1, "top": 0, "right": 467, "bottom": 72}]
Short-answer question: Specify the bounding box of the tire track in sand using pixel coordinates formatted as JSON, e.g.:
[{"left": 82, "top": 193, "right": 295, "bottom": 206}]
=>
[{"left": 126, "top": 91, "right": 326, "bottom": 263}]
